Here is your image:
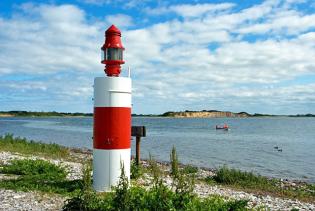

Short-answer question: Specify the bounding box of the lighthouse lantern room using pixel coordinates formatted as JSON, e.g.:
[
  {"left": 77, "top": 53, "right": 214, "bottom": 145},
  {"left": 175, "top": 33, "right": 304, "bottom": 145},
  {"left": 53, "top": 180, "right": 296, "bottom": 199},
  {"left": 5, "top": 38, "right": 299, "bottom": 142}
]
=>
[{"left": 101, "top": 25, "right": 125, "bottom": 77}]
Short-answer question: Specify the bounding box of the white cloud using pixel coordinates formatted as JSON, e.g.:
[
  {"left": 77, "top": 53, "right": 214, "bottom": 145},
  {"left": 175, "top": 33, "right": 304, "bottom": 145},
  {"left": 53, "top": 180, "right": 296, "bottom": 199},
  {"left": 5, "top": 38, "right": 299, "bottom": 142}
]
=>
[
  {"left": 297, "top": 32, "right": 315, "bottom": 45},
  {"left": 126, "top": 0, "right": 315, "bottom": 114},
  {"left": 105, "top": 14, "right": 134, "bottom": 28},
  {"left": 1, "top": 1, "right": 315, "bottom": 114},
  {"left": 238, "top": 10, "right": 315, "bottom": 35},
  {"left": 0, "top": 4, "right": 102, "bottom": 75},
  {"left": 4, "top": 81, "right": 47, "bottom": 92}
]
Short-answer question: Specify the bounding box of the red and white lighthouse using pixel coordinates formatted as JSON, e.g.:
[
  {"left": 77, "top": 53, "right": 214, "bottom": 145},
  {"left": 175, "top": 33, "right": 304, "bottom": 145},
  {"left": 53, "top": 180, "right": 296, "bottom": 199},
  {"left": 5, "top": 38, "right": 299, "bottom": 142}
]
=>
[{"left": 93, "top": 25, "right": 131, "bottom": 192}]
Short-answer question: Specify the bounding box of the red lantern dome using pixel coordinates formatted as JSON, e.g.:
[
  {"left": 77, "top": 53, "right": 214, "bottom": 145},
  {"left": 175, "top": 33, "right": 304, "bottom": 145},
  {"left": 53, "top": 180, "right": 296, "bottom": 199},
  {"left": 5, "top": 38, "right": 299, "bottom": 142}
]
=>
[{"left": 101, "top": 25, "right": 125, "bottom": 77}]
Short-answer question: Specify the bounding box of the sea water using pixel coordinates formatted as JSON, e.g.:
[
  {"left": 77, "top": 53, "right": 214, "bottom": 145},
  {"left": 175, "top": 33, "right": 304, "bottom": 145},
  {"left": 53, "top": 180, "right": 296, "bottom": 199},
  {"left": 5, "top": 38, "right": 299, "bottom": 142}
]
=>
[{"left": 0, "top": 117, "right": 314, "bottom": 182}]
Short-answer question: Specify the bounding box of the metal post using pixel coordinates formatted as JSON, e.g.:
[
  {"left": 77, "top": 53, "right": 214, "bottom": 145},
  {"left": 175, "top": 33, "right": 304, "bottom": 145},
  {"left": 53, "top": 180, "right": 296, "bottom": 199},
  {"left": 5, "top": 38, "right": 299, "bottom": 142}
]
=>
[
  {"left": 131, "top": 126, "right": 146, "bottom": 166},
  {"left": 136, "top": 136, "right": 141, "bottom": 165}
]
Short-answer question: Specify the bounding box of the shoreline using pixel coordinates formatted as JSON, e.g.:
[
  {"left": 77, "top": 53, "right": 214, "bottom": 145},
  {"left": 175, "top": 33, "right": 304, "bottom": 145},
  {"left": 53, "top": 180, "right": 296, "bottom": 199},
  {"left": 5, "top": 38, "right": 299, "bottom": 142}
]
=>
[
  {"left": 1, "top": 142, "right": 312, "bottom": 187},
  {"left": 1, "top": 148, "right": 314, "bottom": 210},
  {"left": 70, "top": 146, "right": 313, "bottom": 188},
  {"left": 1, "top": 110, "right": 315, "bottom": 118},
  {"left": 0, "top": 135, "right": 314, "bottom": 210},
  {"left": 0, "top": 135, "right": 313, "bottom": 184}
]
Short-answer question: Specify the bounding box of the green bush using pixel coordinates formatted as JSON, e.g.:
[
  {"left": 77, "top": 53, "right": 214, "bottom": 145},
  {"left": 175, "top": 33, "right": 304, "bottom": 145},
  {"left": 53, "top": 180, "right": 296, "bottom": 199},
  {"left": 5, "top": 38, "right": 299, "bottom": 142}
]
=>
[
  {"left": 148, "top": 154, "right": 163, "bottom": 187},
  {"left": 0, "top": 159, "right": 82, "bottom": 195},
  {"left": 0, "top": 134, "right": 69, "bottom": 159},
  {"left": 0, "top": 177, "right": 82, "bottom": 195},
  {"left": 206, "top": 166, "right": 315, "bottom": 202},
  {"left": 182, "top": 165, "right": 198, "bottom": 174},
  {"left": 63, "top": 149, "right": 248, "bottom": 211},
  {"left": 63, "top": 183, "right": 248, "bottom": 211},
  {"left": 1, "top": 159, "right": 67, "bottom": 180},
  {"left": 212, "top": 166, "right": 272, "bottom": 188},
  {"left": 112, "top": 164, "right": 131, "bottom": 210},
  {"left": 130, "top": 160, "right": 143, "bottom": 179},
  {"left": 187, "top": 195, "right": 248, "bottom": 211},
  {"left": 81, "top": 160, "right": 93, "bottom": 192},
  {"left": 63, "top": 190, "right": 114, "bottom": 210},
  {"left": 170, "top": 147, "right": 196, "bottom": 210}
]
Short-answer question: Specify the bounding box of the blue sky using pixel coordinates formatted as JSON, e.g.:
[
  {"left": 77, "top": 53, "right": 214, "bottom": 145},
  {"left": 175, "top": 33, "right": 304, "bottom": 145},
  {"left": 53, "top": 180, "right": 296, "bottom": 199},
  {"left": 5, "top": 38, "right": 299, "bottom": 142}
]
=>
[{"left": 0, "top": 0, "right": 315, "bottom": 114}]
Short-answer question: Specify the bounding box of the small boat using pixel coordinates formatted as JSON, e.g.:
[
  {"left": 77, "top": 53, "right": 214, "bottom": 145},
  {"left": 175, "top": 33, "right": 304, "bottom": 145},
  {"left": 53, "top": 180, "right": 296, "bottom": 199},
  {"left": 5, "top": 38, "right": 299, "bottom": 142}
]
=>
[{"left": 216, "top": 124, "right": 229, "bottom": 130}]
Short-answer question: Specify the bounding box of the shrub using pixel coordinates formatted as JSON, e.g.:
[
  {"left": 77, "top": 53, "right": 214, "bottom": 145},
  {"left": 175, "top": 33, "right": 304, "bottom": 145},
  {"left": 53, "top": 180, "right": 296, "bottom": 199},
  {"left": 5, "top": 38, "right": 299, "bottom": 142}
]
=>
[
  {"left": 63, "top": 150, "right": 248, "bottom": 210},
  {"left": 130, "top": 160, "right": 142, "bottom": 179},
  {"left": 213, "top": 165, "right": 271, "bottom": 188},
  {"left": 0, "top": 159, "right": 82, "bottom": 195},
  {"left": 207, "top": 166, "right": 315, "bottom": 202},
  {"left": 112, "top": 164, "right": 130, "bottom": 210},
  {"left": 0, "top": 134, "right": 69, "bottom": 159},
  {"left": 81, "top": 160, "right": 93, "bottom": 192},
  {"left": 182, "top": 165, "right": 198, "bottom": 174},
  {"left": 187, "top": 195, "right": 248, "bottom": 211},
  {"left": 1, "top": 159, "right": 67, "bottom": 180},
  {"left": 170, "top": 147, "right": 196, "bottom": 210},
  {"left": 148, "top": 154, "right": 163, "bottom": 188}
]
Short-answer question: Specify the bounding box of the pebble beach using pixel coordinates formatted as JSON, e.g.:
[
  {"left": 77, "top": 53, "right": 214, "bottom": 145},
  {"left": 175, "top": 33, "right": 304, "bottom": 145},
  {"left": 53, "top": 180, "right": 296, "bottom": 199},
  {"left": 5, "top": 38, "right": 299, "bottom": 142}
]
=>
[{"left": 0, "top": 150, "right": 314, "bottom": 211}]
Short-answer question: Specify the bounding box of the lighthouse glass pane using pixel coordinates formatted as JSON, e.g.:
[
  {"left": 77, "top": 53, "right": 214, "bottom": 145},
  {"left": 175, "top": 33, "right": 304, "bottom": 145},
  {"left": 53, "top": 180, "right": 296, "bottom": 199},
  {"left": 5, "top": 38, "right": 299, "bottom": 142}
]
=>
[
  {"left": 106, "top": 48, "right": 123, "bottom": 60},
  {"left": 102, "top": 50, "right": 105, "bottom": 61}
]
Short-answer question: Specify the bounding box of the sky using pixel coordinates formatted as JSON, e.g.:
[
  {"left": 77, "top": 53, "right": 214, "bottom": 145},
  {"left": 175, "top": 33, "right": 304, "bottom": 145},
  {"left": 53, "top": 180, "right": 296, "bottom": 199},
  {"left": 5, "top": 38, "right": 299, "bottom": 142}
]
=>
[{"left": 0, "top": 0, "right": 315, "bottom": 115}]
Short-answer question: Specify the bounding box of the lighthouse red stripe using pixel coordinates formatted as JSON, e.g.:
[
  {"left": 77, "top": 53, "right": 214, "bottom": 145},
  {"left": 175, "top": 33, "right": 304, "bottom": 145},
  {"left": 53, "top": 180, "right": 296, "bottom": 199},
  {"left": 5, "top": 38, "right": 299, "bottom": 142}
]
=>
[{"left": 93, "top": 107, "right": 131, "bottom": 150}]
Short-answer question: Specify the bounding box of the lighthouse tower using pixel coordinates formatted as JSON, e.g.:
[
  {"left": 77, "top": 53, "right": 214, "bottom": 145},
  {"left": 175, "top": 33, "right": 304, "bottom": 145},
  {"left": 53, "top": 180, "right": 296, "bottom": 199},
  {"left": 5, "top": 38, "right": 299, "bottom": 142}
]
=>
[{"left": 93, "top": 25, "right": 131, "bottom": 192}]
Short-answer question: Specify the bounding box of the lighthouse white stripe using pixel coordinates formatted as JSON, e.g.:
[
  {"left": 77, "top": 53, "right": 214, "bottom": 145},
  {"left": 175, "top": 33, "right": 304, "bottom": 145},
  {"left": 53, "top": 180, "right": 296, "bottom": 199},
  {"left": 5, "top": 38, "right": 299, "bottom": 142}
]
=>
[
  {"left": 93, "top": 148, "right": 130, "bottom": 192},
  {"left": 94, "top": 77, "right": 131, "bottom": 107}
]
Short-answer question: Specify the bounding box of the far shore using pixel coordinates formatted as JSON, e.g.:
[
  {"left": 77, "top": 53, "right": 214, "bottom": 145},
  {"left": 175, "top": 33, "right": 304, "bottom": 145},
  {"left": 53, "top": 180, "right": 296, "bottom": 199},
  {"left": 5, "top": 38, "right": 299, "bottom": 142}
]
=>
[
  {"left": 1, "top": 110, "right": 315, "bottom": 118},
  {"left": 0, "top": 114, "right": 14, "bottom": 117}
]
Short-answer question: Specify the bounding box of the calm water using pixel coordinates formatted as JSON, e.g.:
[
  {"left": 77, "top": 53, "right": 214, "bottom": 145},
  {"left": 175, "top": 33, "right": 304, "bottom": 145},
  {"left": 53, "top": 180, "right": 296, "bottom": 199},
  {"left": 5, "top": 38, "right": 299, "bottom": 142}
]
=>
[{"left": 0, "top": 117, "right": 315, "bottom": 182}]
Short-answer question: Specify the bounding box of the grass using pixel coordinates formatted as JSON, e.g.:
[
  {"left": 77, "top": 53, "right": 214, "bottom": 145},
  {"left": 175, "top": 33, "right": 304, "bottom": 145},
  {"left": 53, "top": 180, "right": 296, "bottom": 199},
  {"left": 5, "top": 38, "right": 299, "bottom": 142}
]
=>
[
  {"left": 63, "top": 148, "right": 249, "bottom": 211},
  {"left": 0, "top": 134, "right": 69, "bottom": 159},
  {"left": 130, "top": 160, "right": 143, "bottom": 179},
  {"left": 182, "top": 165, "right": 199, "bottom": 174},
  {"left": 206, "top": 166, "right": 315, "bottom": 203},
  {"left": 1, "top": 159, "right": 67, "bottom": 179},
  {"left": 212, "top": 165, "right": 273, "bottom": 188},
  {"left": 0, "top": 159, "right": 82, "bottom": 195},
  {"left": 0, "top": 177, "right": 82, "bottom": 195},
  {"left": 64, "top": 185, "right": 248, "bottom": 211},
  {"left": 0, "top": 152, "right": 247, "bottom": 210}
]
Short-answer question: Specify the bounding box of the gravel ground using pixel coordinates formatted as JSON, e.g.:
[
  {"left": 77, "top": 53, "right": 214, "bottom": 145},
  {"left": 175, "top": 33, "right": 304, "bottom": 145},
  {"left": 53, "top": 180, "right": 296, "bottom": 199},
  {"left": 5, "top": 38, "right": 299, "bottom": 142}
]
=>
[
  {"left": 194, "top": 183, "right": 315, "bottom": 210},
  {"left": 0, "top": 151, "right": 83, "bottom": 180},
  {"left": 0, "top": 151, "right": 314, "bottom": 211},
  {"left": 137, "top": 161, "right": 315, "bottom": 211},
  {"left": 0, "top": 189, "right": 66, "bottom": 211}
]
